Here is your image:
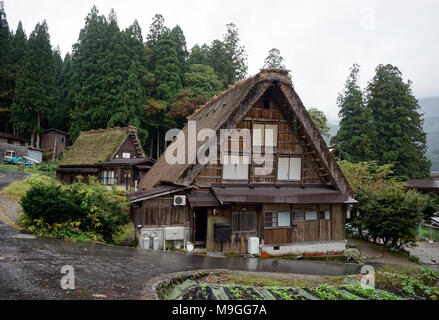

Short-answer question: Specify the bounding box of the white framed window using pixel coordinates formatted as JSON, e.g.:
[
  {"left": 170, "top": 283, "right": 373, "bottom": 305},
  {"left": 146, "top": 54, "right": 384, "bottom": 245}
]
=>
[
  {"left": 293, "top": 211, "right": 305, "bottom": 221},
  {"left": 252, "top": 124, "right": 278, "bottom": 147},
  {"left": 223, "top": 155, "right": 249, "bottom": 180},
  {"left": 122, "top": 152, "right": 131, "bottom": 159},
  {"left": 305, "top": 211, "right": 318, "bottom": 221},
  {"left": 101, "top": 171, "right": 115, "bottom": 185},
  {"left": 264, "top": 212, "right": 291, "bottom": 228},
  {"left": 232, "top": 212, "right": 257, "bottom": 232},
  {"left": 277, "top": 157, "right": 302, "bottom": 181},
  {"left": 319, "top": 210, "right": 331, "bottom": 220}
]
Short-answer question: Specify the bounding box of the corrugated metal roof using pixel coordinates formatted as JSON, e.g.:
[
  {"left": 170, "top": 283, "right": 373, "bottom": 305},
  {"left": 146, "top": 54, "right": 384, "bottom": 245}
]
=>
[
  {"left": 187, "top": 191, "right": 219, "bottom": 207},
  {"left": 127, "top": 185, "right": 192, "bottom": 203},
  {"left": 211, "top": 184, "right": 357, "bottom": 204}
]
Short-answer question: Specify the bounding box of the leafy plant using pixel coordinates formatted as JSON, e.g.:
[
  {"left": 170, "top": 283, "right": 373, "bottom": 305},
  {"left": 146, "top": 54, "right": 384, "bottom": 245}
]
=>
[{"left": 344, "top": 248, "right": 362, "bottom": 263}]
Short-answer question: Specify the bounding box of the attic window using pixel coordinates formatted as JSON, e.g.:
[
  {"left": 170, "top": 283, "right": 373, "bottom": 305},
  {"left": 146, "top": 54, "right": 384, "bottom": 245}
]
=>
[
  {"left": 122, "top": 152, "right": 131, "bottom": 159},
  {"left": 263, "top": 99, "right": 270, "bottom": 109}
]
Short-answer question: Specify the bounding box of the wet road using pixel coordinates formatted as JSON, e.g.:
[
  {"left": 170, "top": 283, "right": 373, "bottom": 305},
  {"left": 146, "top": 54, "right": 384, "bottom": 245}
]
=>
[
  {"left": 0, "top": 169, "right": 30, "bottom": 189},
  {"left": 0, "top": 168, "right": 362, "bottom": 300},
  {"left": 0, "top": 222, "right": 362, "bottom": 300}
]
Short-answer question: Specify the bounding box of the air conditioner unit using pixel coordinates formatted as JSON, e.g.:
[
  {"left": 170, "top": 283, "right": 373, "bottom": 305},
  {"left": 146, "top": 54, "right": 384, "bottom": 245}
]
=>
[{"left": 173, "top": 195, "right": 186, "bottom": 206}]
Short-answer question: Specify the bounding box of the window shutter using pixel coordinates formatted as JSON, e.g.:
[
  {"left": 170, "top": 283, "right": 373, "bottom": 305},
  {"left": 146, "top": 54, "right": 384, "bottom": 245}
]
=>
[
  {"left": 253, "top": 124, "right": 264, "bottom": 146},
  {"left": 265, "top": 125, "right": 278, "bottom": 147},
  {"left": 289, "top": 157, "right": 302, "bottom": 180},
  {"left": 277, "top": 158, "right": 289, "bottom": 180}
]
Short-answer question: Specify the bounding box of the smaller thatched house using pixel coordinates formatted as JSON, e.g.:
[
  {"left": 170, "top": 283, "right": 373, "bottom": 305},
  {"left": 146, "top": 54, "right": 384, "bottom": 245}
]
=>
[{"left": 56, "top": 127, "right": 154, "bottom": 191}]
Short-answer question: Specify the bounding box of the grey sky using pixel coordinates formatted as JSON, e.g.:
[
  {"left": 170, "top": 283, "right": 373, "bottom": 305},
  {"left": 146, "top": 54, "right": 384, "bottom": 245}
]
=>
[{"left": 4, "top": 0, "right": 439, "bottom": 122}]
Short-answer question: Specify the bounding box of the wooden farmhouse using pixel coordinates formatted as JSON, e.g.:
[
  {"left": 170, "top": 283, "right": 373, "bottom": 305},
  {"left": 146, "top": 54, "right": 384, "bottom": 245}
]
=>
[
  {"left": 56, "top": 126, "right": 155, "bottom": 191},
  {"left": 128, "top": 69, "right": 356, "bottom": 255}
]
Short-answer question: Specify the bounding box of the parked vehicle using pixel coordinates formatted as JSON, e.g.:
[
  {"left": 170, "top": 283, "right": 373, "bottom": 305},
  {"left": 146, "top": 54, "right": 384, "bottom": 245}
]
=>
[{"left": 3, "top": 150, "right": 34, "bottom": 166}]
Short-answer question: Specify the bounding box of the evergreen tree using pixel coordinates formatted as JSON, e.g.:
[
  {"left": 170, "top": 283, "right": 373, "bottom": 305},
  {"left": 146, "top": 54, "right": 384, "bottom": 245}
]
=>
[
  {"left": 223, "top": 23, "right": 248, "bottom": 83},
  {"left": 49, "top": 51, "right": 71, "bottom": 131},
  {"left": 0, "top": 1, "right": 12, "bottom": 132},
  {"left": 331, "top": 64, "right": 374, "bottom": 162},
  {"left": 10, "top": 21, "right": 27, "bottom": 67},
  {"left": 153, "top": 30, "right": 182, "bottom": 103},
  {"left": 206, "top": 39, "right": 229, "bottom": 88},
  {"left": 188, "top": 44, "right": 209, "bottom": 65},
  {"left": 69, "top": 6, "right": 109, "bottom": 140},
  {"left": 171, "top": 25, "right": 188, "bottom": 86},
  {"left": 263, "top": 48, "right": 285, "bottom": 69},
  {"left": 366, "top": 64, "right": 430, "bottom": 179},
  {"left": 10, "top": 21, "right": 56, "bottom": 147}
]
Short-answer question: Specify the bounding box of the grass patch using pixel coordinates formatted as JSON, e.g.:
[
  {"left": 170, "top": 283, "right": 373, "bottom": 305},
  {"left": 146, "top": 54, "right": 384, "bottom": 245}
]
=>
[
  {"left": 113, "top": 223, "right": 135, "bottom": 246},
  {"left": 0, "top": 174, "right": 56, "bottom": 201},
  {"left": 420, "top": 226, "right": 439, "bottom": 241},
  {"left": 0, "top": 163, "right": 57, "bottom": 177}
]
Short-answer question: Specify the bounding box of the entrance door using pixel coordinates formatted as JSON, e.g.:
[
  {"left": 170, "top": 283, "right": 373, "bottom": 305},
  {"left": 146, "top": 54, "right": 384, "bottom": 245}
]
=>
[{"left": 194, "top": 208, "right": 208, "bottom": 246}]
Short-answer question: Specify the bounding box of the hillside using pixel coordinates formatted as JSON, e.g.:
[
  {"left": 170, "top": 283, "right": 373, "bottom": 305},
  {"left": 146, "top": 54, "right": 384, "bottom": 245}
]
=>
[{"left": 420, "top": 97, "right": 439, "bottom": 172}]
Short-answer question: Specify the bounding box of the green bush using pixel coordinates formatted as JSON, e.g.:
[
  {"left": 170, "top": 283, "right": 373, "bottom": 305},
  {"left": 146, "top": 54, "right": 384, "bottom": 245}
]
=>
[
  {"left": 19, "top": 180, "right": 130, "bottom": 243},
  {"left": 340, "top": 161, "right": 429, "bottom": 250},
  {"left": 344, "top": 248, "right": 362, "bottom": 263}
]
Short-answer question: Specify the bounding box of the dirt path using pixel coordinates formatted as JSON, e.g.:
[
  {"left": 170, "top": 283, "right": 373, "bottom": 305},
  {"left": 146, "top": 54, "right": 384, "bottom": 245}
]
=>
[
  {"left": 0, "top": 169, "right": 30, "bottom": 230},
  {"left": 348, "top": 239, "right": 418, "bottom": 266},
  {"left": 0, "top": 194, "right": 23, "bottom": 230},
  {"left": 406, "top": 241, "right": 439, "bottom": 266}
]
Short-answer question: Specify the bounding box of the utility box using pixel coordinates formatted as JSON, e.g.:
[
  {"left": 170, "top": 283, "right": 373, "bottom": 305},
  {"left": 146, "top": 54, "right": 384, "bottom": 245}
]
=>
[
  {"left": 165, "top": 227, "right": 185, "bottom": 241},
  {"left": 143, "top": 236, "right": 150, "bottom": 249},
  {"left": 152, "top": 236, "right": 159, "bottom": 250},
  {"left": 214, "top": 223, "right": 231, "bottom": 241},
  {"left": 248, "top": 237, "right": 260, "bottom": 255}
]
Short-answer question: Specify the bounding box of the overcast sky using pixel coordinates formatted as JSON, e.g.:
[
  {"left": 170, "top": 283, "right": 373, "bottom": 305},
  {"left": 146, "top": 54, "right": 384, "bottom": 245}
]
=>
[{"left": 4, "top": 0, "right": 439, "bottom": 122}]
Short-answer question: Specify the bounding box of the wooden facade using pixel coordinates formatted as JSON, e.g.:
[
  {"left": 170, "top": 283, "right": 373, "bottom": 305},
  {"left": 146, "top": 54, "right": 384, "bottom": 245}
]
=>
[
  {"left": 129, "top": 69, "right": 355, "bottom": 254},
  {"left": 56, "top": 127, "right": 154, "bottom": 191}
]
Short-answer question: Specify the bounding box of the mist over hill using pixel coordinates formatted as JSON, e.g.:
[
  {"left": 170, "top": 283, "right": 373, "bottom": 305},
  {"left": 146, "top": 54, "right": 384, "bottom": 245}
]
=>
[
  {"left": 324, "top": 97, "right": 439, "bottom": 172},
  {"left": 420, "top": 97, "right": 439, "bottom": 172}
]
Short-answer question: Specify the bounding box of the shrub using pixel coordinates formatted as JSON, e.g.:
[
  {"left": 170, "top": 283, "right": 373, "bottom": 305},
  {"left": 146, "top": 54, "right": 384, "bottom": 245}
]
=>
[
  {"left": 344, "top": 248, "right": 362, "bottom": 263},
  {"left": 340, "top": 161, "right": 429, "bottom": 250},
  {"left": 19, "top": 180, "right": 129, "bottom": 243}
]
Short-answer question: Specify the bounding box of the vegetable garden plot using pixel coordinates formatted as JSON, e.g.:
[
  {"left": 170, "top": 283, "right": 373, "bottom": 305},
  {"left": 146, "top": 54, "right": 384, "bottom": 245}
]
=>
[{"left": 165, "top": 280, "right": 405, "bottom": 301}]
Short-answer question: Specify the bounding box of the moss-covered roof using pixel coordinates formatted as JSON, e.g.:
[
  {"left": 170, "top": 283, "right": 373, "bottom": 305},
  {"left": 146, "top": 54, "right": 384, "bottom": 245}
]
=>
[{"left": 58, "top": 127, "right": 136, "bottom": 167}]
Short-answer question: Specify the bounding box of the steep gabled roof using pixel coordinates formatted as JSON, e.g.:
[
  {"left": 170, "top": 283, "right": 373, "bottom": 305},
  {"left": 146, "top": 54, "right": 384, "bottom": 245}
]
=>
[
  {"left": 58, "top": 126, "right": 144, "bottom": 167},
  {"left": 139, "top": 69, "right": 352, "bottom": 195}
]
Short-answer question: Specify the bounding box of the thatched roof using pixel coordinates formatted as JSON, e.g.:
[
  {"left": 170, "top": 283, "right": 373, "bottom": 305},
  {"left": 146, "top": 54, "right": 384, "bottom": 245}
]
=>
[
  {"left": 138, "top": 69, "right": 352, "bottom": 195},
  {"left": 58, "top": 126, "right": 141, "bottom": 167}
]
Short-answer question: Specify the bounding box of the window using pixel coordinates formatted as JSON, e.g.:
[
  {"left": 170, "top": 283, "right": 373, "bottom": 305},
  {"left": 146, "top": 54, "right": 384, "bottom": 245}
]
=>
[
  {"left": 265, "top": 212, "right": 291, "bottom": 228},
  {"left": 277, "top": 157, "right": 302, "bottom": 181},
  {"left": 59, "top": 138, "right": 65, "bottom": 143},
  {"left": 293, "top": 211, "right": 305, "bottom": 221},
  {"left": 101, "top": 171, "right": 115, "bottom": 185},
  {"left": 319, "top": 210, "right": 331, "bottom": 220},
  {"left": 263, "top": 99, "right": 270, "bottom": 109},
  {"left": 122, "top": 152, "right": 131, "bottom": 159},
  {"left": 232, "top": 212, "right": 257, "bottom": 232},
  {"left": 305, "top": 211, "right": 318, "bottom": 221},
  {"left": 252, "top": 124, "right": 278, "bottom": 147},
  {"left": 223, "top": 155, "right": 249, "bottom": 180}
]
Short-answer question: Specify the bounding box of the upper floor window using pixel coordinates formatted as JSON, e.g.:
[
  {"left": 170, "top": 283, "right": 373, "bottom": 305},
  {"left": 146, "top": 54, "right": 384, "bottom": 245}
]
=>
[
  {"left": 223, "top": 155, "right": 249, "bottom": 180},
  {"left": 277, "top": 157, "right": 302, "bottom": 181},
  {"left": 122, "top": 152, "right": 131, "bottom": 159},
  {"left": 253, "top": 124, "right": 278, "bottom": 147}
]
